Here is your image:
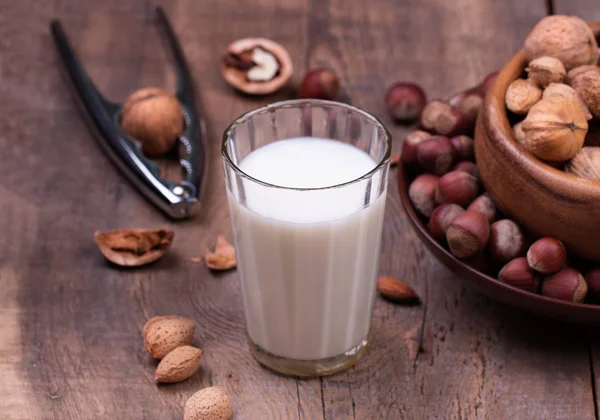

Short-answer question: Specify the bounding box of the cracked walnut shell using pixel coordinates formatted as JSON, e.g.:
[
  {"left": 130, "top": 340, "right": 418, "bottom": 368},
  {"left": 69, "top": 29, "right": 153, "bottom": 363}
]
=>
[
  {"left": 221, "top": 38, "right": 293, "bottom": 95},
  {"left": 94, "top": 228, "right": 174, "bottom": 267}
]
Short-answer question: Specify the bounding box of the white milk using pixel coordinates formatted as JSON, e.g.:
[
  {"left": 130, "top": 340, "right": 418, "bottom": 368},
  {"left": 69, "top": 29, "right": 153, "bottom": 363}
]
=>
[{"left": 227, "top": 137, "right": 387, "bottom": 360}]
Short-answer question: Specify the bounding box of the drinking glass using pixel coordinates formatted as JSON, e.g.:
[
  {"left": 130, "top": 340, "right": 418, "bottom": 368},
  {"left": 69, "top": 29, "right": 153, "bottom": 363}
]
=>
[{"left": 222, "top": 99, "right": 391, "bottom": 376}]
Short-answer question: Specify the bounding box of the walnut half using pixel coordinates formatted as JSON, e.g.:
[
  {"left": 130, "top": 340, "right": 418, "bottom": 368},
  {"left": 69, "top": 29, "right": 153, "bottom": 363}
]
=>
[{"left": 221, "top": 38, "right": 293, "bottom": 95}]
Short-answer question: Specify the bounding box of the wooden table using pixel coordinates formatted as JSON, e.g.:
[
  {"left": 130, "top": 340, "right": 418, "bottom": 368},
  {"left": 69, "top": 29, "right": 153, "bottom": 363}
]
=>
[{"left": 2, "top": 1, "right": 600, "bottom": 418}]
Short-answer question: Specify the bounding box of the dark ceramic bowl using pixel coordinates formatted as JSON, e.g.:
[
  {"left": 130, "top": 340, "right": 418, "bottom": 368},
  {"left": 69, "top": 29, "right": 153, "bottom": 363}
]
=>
[{"left": 397, "top": 163, "right": 600, "bottom": 324}]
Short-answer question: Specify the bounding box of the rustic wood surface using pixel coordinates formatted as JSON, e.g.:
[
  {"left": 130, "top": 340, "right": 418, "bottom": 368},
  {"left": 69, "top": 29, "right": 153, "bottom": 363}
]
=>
[{"left": 0, "top": 0, "right": 599, "bottom": 419}]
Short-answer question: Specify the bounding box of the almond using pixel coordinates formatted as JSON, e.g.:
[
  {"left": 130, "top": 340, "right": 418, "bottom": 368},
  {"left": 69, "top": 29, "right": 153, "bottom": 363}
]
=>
[
  {"left": 184, "top": 386, "right": 233, "bottom": 420},
  {"left": 154, "top": 345, "right": 203, "bottom": 384},
  {"left": 205, "top": 235, "right": 236, "bottom": 271},
  {"left": 377, "top": 276, "right": 420, "bottom": 303},
  {"left": 143, "top": 316, "right": 194, "bottom": 359}
]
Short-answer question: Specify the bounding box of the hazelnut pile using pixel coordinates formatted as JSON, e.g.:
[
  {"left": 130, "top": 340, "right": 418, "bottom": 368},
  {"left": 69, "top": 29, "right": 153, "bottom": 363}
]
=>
[
  {"left": 401, "top": 70, "right": 599, "bottom": 304},
  {"left": 506, "top": 15, "right": 600, "bottom": 181}
]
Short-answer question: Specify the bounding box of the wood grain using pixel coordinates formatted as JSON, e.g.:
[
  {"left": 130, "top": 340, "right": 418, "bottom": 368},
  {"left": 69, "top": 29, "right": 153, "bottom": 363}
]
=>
[{"left": 0, "top": 0, "right": 597, "bottom": 419}]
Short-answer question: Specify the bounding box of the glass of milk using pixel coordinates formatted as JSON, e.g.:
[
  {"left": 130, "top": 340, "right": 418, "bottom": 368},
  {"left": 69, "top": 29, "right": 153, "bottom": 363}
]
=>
[{"left": 222, "top": 99, "right": 391, "bottom": 376}]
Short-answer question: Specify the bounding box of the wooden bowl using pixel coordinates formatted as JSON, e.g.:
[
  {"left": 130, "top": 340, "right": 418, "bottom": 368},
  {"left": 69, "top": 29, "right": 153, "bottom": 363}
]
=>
[
  {"left": 397, "top": 164, "right": 600, "bottom": 324},
  {"left": 474, "top": 24, "right": 600, "bottom": 261}
]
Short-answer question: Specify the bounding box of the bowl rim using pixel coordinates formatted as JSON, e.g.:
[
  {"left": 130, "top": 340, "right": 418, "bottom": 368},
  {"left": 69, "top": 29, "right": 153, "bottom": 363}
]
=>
[{"left": 397, "top": 162, "right": 600, "bottom": 316}]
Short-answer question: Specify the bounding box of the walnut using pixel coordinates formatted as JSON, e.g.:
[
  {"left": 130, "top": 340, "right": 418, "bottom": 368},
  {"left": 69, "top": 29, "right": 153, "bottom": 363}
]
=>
[
  {"left": 567, "top": 65, "right": 600, "bottom": 118},
  {"left": 524, "top": 15, "right": 598, "bottom": 70},
  {"left": 565, "top": 147, "right": 600, "bottom": 182},
  {"left": 543, "top": 83, "right": 592, "bottom": 120},
  {"left": 521, "top": 95, "right": 587, "bottom": 162},
  {"left": 505, "top": 79, "right": 542, "bottom": 114},
  {"left": 525, "top": 56, "right": 566, "bottom": 87}
]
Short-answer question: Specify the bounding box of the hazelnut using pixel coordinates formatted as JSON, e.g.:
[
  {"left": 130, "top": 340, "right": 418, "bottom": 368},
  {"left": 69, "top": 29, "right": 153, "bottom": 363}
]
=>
[
  {"left": 222, "top": 38, "right": 293, "bottom": 95},
  {"left": 527, "top": 237, "right": 567, "bottom": 274},
  {"left": 299, "top": 68, "right": 340, "bottom": 100},
  {"left": 521, "top": 95, "right": 587, "bottom": 161},
  {"left": 428, "top": 203, "right": 465, "bottom": 242},
  {"left": 435, "top": 171, "right": 479, "bottom": 207},
  {"left": 385, "top": 82, "right": 427, "bottom": 122},
  {"left": 512, "top": 122, "right": 526, "bottom": 145},
  {"left": 567, "top": 65, "right": 600, "bottom": 118},
  {"left": 525, "top": 56, "right": 566, "bottom": 88},
  {"left": 488, "top": 219, "right": 526, "bottom": 263},
  {"left": 542, "top": 268, "right": 588, "bottom": 302},
  {"left": 446, "top": 211, "right": 490, "bottom": 259},
  {"left": 467, "top": 194, "right": 498, "bottom": 223},
  {"left": 584, "top": 268, "right": 600, "bottom": 299},
  {"left": 543, "top": 82, "right": 592, "bottom": 120},
  {"left": 452, "top": 161, "right": 478, "bottom": 178},
  {"left": 120, "top": 88, "right": 184, "bottom": 157},
  {"left": 448, "top": 89, "right": 483, "bottom": 120},
  {"left": 524, "top": 15, "right": 598, "bottom": 70},
  {"left": 498, "top": 257, "right": 540, "bottom": 293},
  {"left": 420, "top": 100, "right": 473, "bottom": 137},
  {"left": 449, "top": 135, "right": 474, "bottom": 161},
  {"left": 565, "top": 147, "right": 600, "bottom": 182},
  {"left": 479, "top": 71, "right": 499, "bottom": 97},
  {"left": 401, "top": 130, "right": 432, "bottom": 168},
  {"left": 408, "top": 174, "right": 439, "bottom": 217},
  {"left": 505, "top": 79, "right": 542, "bottom": 114},
  {"left": 416, "top": 136, "right": 455, "bottom": 176}
]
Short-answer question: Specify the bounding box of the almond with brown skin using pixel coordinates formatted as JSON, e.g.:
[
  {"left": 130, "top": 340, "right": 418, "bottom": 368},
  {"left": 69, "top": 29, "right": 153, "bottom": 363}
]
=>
[
  {"left": 205, "top": 235, "right": 236, "bottom": 271},
  {"left": 377, "top": 276, "right": 420, "bottom": 303},
  {"left": 155, "top": 345, "right": 203, "bottom": 383},
  {"left": 94, "top": 229, "right": 174, "bottom": 267},
  {"left": 143, "top": 315, "right": 195, "bottom": 359}
]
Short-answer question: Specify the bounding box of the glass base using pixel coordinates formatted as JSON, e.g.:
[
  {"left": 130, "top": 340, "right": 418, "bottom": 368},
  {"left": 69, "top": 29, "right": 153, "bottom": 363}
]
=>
[{"left": 249, "top": 335, "right": 370, "bottom": 377}]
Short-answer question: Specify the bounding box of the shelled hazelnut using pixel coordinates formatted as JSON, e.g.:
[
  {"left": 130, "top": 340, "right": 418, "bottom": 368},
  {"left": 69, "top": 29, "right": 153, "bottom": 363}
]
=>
[
  {"left": 498, "top": 257, "right": 540, "bottom": 293},
  {"left": 525, "top": 56, "right": 566, "bottom": 88},
  {"left": 527, "top": 237, "right": 567, "bottom": 274},
  {"left": 409, "top": 174, "right": 439, "bottom": 217},
  {"left": 446, "top": 211, "right": 490, "bottom": 259},
  {"left": 565, "top": 147, "right": 600, "bottom": 182},
  {"left": 416, "top": 136, "right": 456, "bottom": 176},
  {"left": 542, "top": 268, "right": 588, "bottom": 302},
  {"left": 505, "top": 79, "right": 542, "bottom": 114}
]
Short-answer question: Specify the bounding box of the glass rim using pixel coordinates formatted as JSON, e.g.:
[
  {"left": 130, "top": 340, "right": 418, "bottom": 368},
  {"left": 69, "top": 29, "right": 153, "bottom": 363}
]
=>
[{"left": 221, "top": 99, "right": 392, "bottom": 192}]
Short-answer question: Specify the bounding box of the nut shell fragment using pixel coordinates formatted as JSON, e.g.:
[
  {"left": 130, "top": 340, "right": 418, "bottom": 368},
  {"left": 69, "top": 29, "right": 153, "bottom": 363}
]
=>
[
  {"left": 205, "top": 235, "right": 236, "bottom": 271},
  {"left": 94, "top": 229, "right": 174, "bottom": 267},
  {"left": 221, "top": 38, "right": 293, "bottom": 95}
]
